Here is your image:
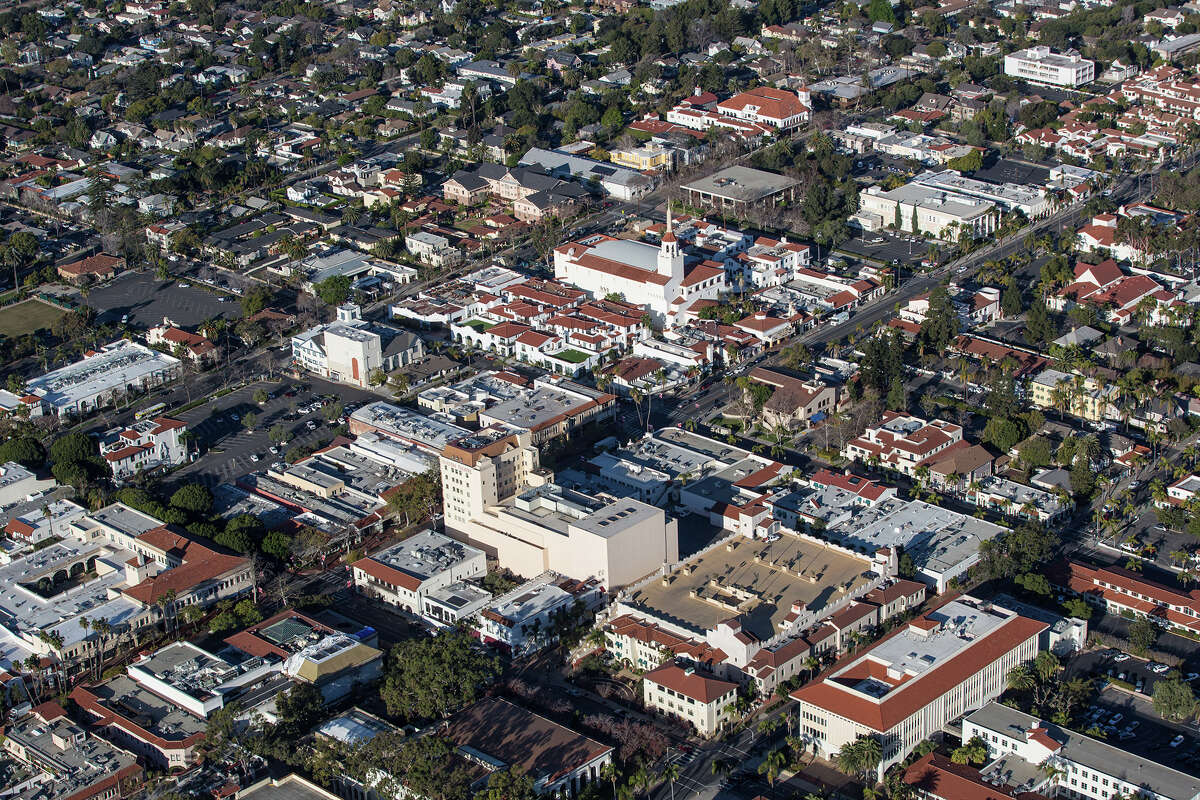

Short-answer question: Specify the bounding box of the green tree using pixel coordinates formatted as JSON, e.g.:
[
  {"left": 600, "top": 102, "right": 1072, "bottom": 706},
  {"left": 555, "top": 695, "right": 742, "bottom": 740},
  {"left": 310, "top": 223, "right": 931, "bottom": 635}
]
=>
[
  {"left": 275, "top": 681, "right": 325, "bottom": 736},
  {"left": 261, "top": 530, "right": 292, "bottom": 560},
  {"left": 886, "top": 376, "right": 906, "bottom": 411},
  {"left": 865, "top": 0, "right": 895, "bottom": 23},
  {"left": 1128, "top": 616, "right": 1158, "bottom": 656},
  {"left": 380, "top": 627, "right": 500, "bottom": 721},
  {"left": 476, "top": 767, "right": 537, "bottom": 800},
  {"left": 315, "top": 275, "right": 353, "bottom": 306},
  {"left": 49, "top": 432, "right": 98, "bottom": 465},
  {"left": 1152, "top": 675, "right": 1198, "bottom": 722},
  {"left": 0, "top": 436, "right": 46, "bottom": 467},
  {"left": 170, "top": 484, "right": 213, "bottom": 515}
]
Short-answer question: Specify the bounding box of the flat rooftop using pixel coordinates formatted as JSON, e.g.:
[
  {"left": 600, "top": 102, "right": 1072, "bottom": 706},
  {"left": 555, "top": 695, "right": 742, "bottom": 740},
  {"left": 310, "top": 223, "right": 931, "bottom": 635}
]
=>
[
  {"left": 480, "top": 383, "right": 608, "bottom": 433},
  {"left": 968, "top": 702, "right": 1200, "bottom": 800},
  {"left": 625, "top": 530, "right": 874, "bottom": 639},
  {"left": 681, "top": 166, "right": 800, "bottom": 203},
  {"left": 75, "top": 502, "right": 162, "bottom": 539},
  {"left": 350, "top": 401, "right": 470, "bottom": 451},
  {"left": 370, "top": 529, "right": 483, "bottom": 582},
  {"left": 27, "top": 341, "right": 179, "bottom": 409},
  {"left": 828, "top": 498, "right": 1005, "bottom": 577}
]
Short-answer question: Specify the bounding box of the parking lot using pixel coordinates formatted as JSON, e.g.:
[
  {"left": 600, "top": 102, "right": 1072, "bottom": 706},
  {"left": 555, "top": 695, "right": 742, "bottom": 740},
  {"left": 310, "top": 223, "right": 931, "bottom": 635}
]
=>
[
  {"left": 838, "top": 229, "right": 931, "bottom": 267},
  {"left": 1069, "top": 648, "right": 1200, "bottom": 773},
  {"left": 83, "top": 270, "right": 239, "bottom": 328},
  {"left": 169, "top": 377, "right": 382, "bottom": 490}
]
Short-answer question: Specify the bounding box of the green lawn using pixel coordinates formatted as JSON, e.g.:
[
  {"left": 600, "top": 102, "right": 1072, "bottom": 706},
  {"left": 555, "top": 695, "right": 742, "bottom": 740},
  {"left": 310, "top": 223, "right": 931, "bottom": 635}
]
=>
[
  {"left": 462, "top": 319, "right": 494, "bottom": 333},
  {"left": 0, "top": 299, "right": 66, "bottom": 338},
  {"left": 555, "top": 349, "right": 590, "bottom": 364}
]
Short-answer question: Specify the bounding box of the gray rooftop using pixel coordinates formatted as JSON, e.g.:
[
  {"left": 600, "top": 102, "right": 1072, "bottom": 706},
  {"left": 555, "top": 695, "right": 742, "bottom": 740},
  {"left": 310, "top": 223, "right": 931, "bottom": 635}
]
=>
[
  {"left": 4, "top": 711, "right": 139, "bottom": 800},
  {"left": 681, "top": 166, "right": 800, "bottom": 203},
  {"left": 967, "top": 702, "right": 1200, "bottom": 800},
  {"left": 369, "top": 529, "right": 484, "bottom": 582}
]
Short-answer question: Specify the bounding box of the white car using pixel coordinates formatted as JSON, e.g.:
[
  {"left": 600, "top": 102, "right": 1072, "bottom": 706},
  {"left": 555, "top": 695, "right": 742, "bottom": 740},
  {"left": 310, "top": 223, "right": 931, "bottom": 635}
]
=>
[
  {"left": 1149, "top": 663, "right": 1170, "bottom": 674},
  {"left": 250, "top": 453, "right": 260, "bottom": 462},
  {"left": 1113, "top": 653, "right": 1131, "bottom": 662}
]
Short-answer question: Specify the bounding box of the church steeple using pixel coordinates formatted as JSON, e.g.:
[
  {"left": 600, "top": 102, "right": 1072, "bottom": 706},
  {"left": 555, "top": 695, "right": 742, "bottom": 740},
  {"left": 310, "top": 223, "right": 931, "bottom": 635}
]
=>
[{"left": 658, "top": 199, "right": 682, "bottom": 279}]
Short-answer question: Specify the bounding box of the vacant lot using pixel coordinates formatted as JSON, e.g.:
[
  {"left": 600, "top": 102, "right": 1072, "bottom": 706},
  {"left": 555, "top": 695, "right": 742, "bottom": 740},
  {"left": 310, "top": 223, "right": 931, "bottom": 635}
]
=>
[{"left": 0, "top": 299, "right": 67, "bottom": 337}]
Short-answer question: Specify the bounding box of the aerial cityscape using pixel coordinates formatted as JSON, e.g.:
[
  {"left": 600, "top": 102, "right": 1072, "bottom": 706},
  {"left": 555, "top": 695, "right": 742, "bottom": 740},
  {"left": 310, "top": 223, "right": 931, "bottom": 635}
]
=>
[{"left": 2, "top": 0, "right": 1200, "bottom": 799}]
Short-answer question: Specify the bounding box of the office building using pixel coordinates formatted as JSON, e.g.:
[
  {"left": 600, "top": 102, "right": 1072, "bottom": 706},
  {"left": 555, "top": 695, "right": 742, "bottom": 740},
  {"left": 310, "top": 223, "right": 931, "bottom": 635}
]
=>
[
  {"left": 351, "top": 529, "right": 486, "bottom": 621},
  {"left": 0, "top": 461, "right": 54, "bottom": 507},
  {"left": 791, "top": 597, "right": 1047, "bottom": 778},
  {"left": 2, "top": 702, "right": 143, "bottom": 800},
  {"left": 474, "top": 572, "right": 602, "bottom": 655},
  {"left": 1004, "top": 47, "right": 1094, "bottom": 87}
]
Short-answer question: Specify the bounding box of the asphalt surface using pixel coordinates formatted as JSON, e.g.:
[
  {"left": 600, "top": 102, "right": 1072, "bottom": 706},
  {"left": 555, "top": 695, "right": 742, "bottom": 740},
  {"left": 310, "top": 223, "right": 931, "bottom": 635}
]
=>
[
  {"left": 168, "top": 376, "right": 383, "bottom": 491},
  {"left": 85, "top": 271, "right": 240, "bottom": 327}
]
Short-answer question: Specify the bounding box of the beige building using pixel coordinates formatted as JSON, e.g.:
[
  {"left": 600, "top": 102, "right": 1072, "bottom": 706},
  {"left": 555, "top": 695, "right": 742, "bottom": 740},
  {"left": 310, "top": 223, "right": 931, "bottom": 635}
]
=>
[
  {"left": 1029, "top": 368, "right": 1116, "bottom": 422},
  {"left": 791, "top": 597, "right": 1047, "bottom": 778},
  {"left": 643, "top": 663, "right": 738, "bottom": 737},
  {"left": 440, "top": 426, "right": 679, "bottom": 589}
]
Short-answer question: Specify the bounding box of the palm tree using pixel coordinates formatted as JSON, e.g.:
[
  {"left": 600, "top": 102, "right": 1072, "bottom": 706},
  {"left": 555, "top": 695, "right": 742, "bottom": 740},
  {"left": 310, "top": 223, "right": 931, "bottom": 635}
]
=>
[
  {"left": 758, "top": 748, "right": 789, "bottom": 798},
  {"left": 1007, "top": 664, "right": 1036, "bottom": 693},
  {"left": 660, "top": 763, "right": 681, "bottom": 800},
  {"left": 600, "top": 763, "right": 620, "bottom": 800},
  {"left": 711, "top": 758, "right": 735, "bottom": 782},
  {"left": 93, "top": 618, "right": 113, "bottom": 680}
]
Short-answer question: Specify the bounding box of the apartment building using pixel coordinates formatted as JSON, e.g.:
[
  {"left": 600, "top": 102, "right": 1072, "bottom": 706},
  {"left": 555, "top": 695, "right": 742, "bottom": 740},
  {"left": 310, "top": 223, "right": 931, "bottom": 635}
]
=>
[
  {"left": 642, "top": 663, "right": 738, "bottom": 736},
  {"left": 1052, "top": 559, "right": 1200, "bottom": 636},
  {"left": 841, "top": 412, "right": 964, "bottom": 476},
  {"left": 1028, "top": 369, "right": 1116, "bottom": 423},
  {"left": 610, "top": 143, "right": 675, "bottom": 172},
  {"left": 1004, "top": 46, "right": 1095, "bottom": 87},
  {"left": 98, "top": 417, "right": 188, "bottom": 481},
  {"left": 964, "top": 702, "right": 1200, "bottom": 800},
  {"left": 791, "top": 597, "right": 1047, "bottom": 777}
]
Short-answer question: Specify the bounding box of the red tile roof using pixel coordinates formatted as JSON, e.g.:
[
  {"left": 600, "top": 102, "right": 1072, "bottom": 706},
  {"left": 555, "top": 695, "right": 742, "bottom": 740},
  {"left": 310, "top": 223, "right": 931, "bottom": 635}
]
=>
[
  {"left": 791, "top": 612, "right": 1047, "bottom": 731},
  {"left": 644, "top": 663, "right": 737, "bottom": 703}
]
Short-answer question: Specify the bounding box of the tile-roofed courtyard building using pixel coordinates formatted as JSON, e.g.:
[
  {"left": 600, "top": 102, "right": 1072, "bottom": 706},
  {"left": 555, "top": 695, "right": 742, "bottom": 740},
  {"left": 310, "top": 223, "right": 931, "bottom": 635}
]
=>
[{"left": 791, "top": 597, "right": 1047, "bottom": 778}]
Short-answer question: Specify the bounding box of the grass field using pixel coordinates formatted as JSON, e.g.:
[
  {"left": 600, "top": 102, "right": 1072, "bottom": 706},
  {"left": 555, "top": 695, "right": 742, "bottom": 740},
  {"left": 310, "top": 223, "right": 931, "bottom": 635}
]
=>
[{"left": 0, "top": 299, "right": 67, "bottom": 338}]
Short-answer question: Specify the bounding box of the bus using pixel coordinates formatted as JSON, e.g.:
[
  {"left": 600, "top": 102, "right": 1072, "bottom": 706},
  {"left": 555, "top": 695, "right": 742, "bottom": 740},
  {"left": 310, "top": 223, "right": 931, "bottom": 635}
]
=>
[{"left": 134, "top": 402, "right": 167, "bottom": 421}]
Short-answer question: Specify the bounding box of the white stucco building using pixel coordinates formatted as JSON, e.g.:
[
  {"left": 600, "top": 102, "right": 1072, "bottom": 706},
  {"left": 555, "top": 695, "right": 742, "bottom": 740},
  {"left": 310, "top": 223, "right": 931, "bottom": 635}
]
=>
[
  {"left": 553, "top": 216, "right": 726, "bottom": 324},
  {"left": 1004, "top": 47, "right": 1094, "bottom": 87},
  {"left": 291, "top": 304, "right": 424, "bottom": 387},
  {"left": 791, "top": 597, "right": 1047, "bottom": 778}
]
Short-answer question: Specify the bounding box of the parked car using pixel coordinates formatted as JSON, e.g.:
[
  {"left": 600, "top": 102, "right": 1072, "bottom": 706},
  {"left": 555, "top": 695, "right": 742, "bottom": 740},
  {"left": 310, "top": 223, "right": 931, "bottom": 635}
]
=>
[
  {"left": 1113, "top": 653, "right": 1132, "bottom": 662},
  {"left": 1171, "top": 735, "right": 1186, "bottom": 748}
]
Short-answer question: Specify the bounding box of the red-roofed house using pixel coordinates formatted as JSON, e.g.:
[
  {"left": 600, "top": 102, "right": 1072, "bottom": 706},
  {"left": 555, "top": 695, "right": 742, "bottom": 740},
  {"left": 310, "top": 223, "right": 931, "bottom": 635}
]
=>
[
  {"left": 716, "top": 87, "right": 811, "bottom": 131},
  {"left": 99, "top": 417, "right": 189, "bottom": 481},
  {"left": 145, "top": 319, "right": 218, "bottom": 364},
  {"left": 642, "top": 662, "right": 738, "bottom": 735},
  {"left": 57, "top": 254, "right": 124, "bottom": 284}
]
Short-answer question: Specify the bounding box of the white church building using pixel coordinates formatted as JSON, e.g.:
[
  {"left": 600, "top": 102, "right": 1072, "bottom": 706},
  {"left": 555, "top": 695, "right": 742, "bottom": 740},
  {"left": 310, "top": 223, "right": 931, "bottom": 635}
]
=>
[{"left": 553, "top": 214, "right": 727, "bottom": 325}]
